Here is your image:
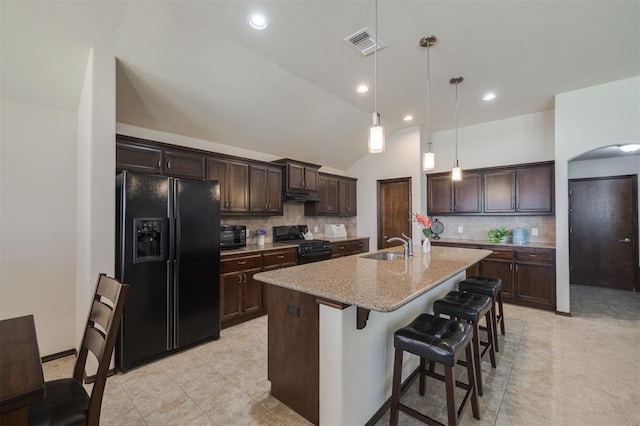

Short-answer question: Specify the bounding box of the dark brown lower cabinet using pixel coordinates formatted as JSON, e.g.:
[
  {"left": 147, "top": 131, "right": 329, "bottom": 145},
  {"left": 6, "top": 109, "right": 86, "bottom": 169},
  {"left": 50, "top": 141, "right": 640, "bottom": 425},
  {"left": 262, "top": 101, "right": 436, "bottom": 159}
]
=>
[
  {"left": 221, "top": 248, "right": 298, "bottom": 329},
  {"left": 330, "top": 238, "right": 370, "bottom": 258},
  {"left": 267, "top": 285, "right": 319, "bottom": 425},
  {"left": 433, "top": 242, "right": 556, "bottom": 311}
]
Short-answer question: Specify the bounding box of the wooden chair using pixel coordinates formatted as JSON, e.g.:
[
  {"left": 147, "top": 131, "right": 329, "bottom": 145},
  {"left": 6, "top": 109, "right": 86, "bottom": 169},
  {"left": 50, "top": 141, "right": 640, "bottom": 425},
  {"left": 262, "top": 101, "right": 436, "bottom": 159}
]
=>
[{"left": 28, "top": 274, "right": 128, "bottom": 426}]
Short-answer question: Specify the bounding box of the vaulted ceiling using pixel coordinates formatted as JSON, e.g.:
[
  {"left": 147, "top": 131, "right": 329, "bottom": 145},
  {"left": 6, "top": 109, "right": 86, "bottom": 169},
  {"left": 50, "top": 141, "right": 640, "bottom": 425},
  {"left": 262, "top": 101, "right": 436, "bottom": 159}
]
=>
[{"left": 2, "top": 1, "right": 638, "bottom": 169}]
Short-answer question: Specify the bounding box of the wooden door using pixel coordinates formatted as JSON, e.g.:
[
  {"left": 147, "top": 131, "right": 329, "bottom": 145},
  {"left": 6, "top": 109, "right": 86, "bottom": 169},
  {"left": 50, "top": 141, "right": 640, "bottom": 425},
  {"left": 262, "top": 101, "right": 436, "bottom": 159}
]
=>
[
  {"left": 242, "top": 270, "right": 265, "bottom": 314},
  {"left": 346, "top": 180, "right": 357, "bottom": 216},
  {"left": 377, "top": 177, "right": 411, "bottom": 249},
  {"left": 220, "top": 273, "right": 242, "bottom": 323},
  {"left": 304, "top": 167, "right": 319, "bottom": 192},
  {"left": 326, "top": 177, "right": 339, "bottom": 214},
  {"left": 569, "top": 175, "right": 638, "bottom": 291},
  {"left": 164, "top": 151, "right": 206, "bottom": 180}
]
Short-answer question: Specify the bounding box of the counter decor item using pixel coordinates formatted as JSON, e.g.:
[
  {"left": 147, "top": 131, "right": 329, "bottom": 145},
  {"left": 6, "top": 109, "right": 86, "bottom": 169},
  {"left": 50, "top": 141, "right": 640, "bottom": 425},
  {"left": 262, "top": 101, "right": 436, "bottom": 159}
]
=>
[
  {"left": 512, "top": 228, "right": 527, "bottom": 245},
  {"left": 256, "top": 227, "right": 267, "bottom": 246},
  {"left": 430, "top": 218, "right": 444, "bottom": 240},
  {"left": 413, "top": 213, "right": 433, "bottom": 253},
  {"left": 488, "top": 226, "right": 510, "bottom": 243}
]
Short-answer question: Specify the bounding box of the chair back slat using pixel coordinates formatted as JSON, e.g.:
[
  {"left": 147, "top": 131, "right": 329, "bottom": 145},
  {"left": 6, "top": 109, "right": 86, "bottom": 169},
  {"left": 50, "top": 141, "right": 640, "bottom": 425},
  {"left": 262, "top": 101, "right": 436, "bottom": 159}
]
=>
[
  {"left": 83, "top": 325, "right": 106, "bottom": 361},
  {"left": 89, "top": 300, "right": 113, "bottom": 332},
  {"left": 96, "top": 275, "right": 122, "bottom": 304},
  {"left": 72, "top": 273, "right": 129, "bottom": 425}
]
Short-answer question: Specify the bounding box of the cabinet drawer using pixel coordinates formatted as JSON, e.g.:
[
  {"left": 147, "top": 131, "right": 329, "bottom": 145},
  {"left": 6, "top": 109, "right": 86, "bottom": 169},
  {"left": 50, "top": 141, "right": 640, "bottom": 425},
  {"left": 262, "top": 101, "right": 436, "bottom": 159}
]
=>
[
  {"left": 486, "top": 249, "right": 514, "bottom": 261},
  {"left": 331, "top": 243, "right": 350, "bottom": 256},
  {"left": 515, "top": 250, "right": 553, "bottom": 263},
  {"left": 221, "top": 255, "right": 263, "bottom": 274},
  {"left": 263, "top": 249, "right": 298, "bottom": 267}
]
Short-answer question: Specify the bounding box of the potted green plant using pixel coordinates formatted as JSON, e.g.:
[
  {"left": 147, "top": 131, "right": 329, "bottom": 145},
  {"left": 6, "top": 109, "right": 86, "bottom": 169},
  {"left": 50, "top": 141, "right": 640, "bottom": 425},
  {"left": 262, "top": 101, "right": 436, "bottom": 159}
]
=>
[{"left": 488, "top": 226, "right": 510, "bottom": 243}]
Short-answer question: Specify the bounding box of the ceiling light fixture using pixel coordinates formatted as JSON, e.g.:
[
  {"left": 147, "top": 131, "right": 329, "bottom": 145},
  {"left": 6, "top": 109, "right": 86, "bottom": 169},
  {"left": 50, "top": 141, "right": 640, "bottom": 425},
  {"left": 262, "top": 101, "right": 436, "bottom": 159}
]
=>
[
  {"left": 483, "top": 93, "right": 496, "bottom": 101},
  {"left": 619, "top": 144, "right": 640, "bottom": 152},
  {"left": 248, "top": 13, "right": 268, "bottom": 30},
  {"left": 356, "top": 84, "right": 369, "bottom": 94},
  {"left": 403, "top": 115, "right": 414, "bottom": 122},
  {"left": 450, "top": 76, "right": 464, "bottom": 181},
  {"left": 420, "top": 35, "right": 437, "bottom": 171},
  {"left": 368, "top": 0, "right": 385, "bottom": 153}
]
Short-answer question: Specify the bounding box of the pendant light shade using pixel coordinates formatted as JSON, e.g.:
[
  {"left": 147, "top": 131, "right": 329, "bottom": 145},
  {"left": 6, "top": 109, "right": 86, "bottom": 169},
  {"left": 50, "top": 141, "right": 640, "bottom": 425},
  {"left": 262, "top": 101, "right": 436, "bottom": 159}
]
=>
[
  {"left": 423, "top": 151, "right": 435, "bottom": 170},
  {"left": 368, "top": 113, "right": 385, "bottom": 153},
  {"left": 368, "top": 0, "right": 385, "bottom": 153},
  {"left": 420, "top": 35, "right": 437, "bottom": 171},
  {"left": 450, "top": 76, "right": 463, "bottom": 181}
]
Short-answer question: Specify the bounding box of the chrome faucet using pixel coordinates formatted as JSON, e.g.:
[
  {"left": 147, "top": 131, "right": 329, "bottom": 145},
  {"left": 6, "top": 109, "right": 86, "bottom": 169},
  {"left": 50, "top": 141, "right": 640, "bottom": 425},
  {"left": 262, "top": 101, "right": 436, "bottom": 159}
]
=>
[
  {"left": 387, "top": 237, "right": 409, "bottom": 257},
  {"left": 401, "top": 232, "right": 414, "bottom": 257}
]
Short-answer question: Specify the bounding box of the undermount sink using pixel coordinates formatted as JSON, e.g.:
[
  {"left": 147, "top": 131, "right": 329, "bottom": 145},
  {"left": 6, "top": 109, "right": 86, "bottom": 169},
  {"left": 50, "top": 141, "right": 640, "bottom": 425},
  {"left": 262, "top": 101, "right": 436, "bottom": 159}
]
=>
[{"left": 361, "top": 252, "right": 405, "bottom": 260}]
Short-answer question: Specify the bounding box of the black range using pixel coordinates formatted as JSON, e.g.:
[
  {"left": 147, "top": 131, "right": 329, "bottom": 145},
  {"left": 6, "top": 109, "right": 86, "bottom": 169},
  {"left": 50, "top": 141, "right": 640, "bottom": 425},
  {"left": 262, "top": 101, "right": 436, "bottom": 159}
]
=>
[{"left": 272, "top": 225, "right": 332, "bottom": 264}]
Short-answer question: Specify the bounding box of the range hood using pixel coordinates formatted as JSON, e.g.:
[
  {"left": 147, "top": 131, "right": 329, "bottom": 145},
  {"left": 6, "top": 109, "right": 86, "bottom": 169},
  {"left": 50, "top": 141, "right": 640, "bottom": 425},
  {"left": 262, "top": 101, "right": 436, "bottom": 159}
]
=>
[{"left": 283, "top": 190, "right": 321, "bottom": 203}]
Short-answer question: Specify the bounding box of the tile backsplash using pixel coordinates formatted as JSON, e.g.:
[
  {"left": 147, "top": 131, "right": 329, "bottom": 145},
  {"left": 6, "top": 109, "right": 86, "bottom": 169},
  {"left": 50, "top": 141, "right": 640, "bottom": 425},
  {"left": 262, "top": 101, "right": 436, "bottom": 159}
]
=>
[
  {"left": 221, "top": 202, "right": 357, "bottom": 244},
  {"left": 431, "top": 215, "right": 555, "bottom": 243}
]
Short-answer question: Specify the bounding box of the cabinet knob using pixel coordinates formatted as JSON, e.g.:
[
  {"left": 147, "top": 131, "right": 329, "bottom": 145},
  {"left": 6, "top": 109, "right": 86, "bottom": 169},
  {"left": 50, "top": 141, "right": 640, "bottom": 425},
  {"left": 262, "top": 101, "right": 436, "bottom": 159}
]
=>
[
  {"left": 528, "top": 254, "right": 538, "bottom": 258},
  {"left": 277, "top": 255, "right": 284, "bottom": 259},
  {"left": 238, "top": 275, "right": 242, "bottom": 284},
  {"left": 238, "top": 261, "right": 247, "bottom": 265}
]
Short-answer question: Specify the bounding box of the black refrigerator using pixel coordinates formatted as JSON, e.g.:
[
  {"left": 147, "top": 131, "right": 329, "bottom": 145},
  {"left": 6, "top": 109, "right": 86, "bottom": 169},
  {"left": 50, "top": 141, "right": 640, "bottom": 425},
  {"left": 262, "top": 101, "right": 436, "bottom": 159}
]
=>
[{"left": 115, "top": 171, "right": 221, "bottom": 371}]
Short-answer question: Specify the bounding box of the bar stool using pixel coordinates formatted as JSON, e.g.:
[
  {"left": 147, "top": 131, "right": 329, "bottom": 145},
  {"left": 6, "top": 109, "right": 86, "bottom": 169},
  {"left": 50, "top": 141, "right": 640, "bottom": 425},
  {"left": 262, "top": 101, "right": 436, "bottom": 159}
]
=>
[
  {"left": 391, "top": 314, "right": 479, "bottom": 426},
  {"left": 459, "top": 276, "right": 505, "bottom": 353},
  {"left": 433, "top": 291, "right": 496, "bottom": 396},
  {"left": 464, "top": 276, "right": 505, "bottom": 336}
]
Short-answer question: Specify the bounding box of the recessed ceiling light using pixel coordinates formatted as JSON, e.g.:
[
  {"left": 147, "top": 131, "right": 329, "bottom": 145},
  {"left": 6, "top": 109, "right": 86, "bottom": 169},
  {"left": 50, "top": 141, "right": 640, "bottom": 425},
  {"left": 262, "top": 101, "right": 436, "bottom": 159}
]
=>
[
  {"left": 403, "top": 115, "right": 414, "bottom": 122},
  {"left": 248, "top": 13, "right": 268, "bottom": 30},
  {"left": 356, "top": 84, "right": 369, "bottom": 94},
  {"left": 619, "top": 144, "right": 640, "bottom": 152},
  {"left": 483, "top": 93, "right": 496, "bottom": 101}
]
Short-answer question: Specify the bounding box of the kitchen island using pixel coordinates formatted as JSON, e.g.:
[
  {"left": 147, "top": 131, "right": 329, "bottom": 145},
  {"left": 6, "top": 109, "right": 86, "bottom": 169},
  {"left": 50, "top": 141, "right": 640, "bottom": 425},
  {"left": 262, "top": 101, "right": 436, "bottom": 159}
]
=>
[{"left": 254, "top": 246, "right": 491, "bottom": 425}]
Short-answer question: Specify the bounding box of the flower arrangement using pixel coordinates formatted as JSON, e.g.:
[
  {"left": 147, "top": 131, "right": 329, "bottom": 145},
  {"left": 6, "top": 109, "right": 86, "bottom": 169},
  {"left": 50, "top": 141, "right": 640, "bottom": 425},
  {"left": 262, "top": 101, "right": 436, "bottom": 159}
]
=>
[
  {"left": 413, "top": 213, "right": 433, "bottom": 239},
  {"left": 256, "top": 227, "right": 268, "bottom": 236}
]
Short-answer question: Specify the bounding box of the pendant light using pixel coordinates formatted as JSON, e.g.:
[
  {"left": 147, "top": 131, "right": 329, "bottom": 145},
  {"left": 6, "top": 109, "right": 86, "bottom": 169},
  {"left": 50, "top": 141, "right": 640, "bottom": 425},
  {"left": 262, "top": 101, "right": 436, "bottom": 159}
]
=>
[
  {"left": 420, "top": 35, "right": 437, "bottom": 170},
  {"left": 368, "top": 0, "right": 385, "bottom": 153},
  {"left": 450, "top": 76, "right": 463, "bottom": 181}
]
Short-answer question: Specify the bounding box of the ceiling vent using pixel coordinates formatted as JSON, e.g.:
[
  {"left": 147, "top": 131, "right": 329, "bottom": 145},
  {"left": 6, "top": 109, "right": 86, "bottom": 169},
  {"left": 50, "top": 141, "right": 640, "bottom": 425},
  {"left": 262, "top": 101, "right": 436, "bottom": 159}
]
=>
[{"left": 344, "top": 27, "right": 385, "bottom": 56}]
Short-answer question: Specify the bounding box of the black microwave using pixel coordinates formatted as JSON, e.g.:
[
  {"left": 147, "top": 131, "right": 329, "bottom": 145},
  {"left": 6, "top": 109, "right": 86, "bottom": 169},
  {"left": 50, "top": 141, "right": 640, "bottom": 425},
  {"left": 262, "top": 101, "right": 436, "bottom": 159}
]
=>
[{"left": 220, "top": 225, "right": 246, "bottom": 250}]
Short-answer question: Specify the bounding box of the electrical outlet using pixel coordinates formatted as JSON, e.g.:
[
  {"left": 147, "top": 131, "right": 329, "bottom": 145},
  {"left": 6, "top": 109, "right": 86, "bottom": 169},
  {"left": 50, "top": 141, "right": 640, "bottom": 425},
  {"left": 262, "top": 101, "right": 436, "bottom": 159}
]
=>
[
  {"left": 457, "top": 226, "right": 464, "bottom": 233},
  {"left": 531, "top": 228, "right": 538, "bottom": 236}
]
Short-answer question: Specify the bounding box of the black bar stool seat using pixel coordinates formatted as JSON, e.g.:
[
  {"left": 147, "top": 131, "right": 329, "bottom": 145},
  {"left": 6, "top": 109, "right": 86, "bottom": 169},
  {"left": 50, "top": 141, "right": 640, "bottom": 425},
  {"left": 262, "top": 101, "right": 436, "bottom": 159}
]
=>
[
  {"left": 433, "top": 291, "right": 496, "bottom": 396},
  {"left": 391, "top": 314, "right": 479, "bottom": 426}
]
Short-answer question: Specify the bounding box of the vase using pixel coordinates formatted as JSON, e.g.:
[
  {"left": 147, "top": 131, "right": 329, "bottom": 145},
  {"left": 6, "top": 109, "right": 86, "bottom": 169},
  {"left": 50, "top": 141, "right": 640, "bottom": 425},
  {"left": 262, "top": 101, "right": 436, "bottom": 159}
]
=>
[
  {"left": 258, "top": 235, "right": 265, "bottom": 246},
  {"left": 422, "top": 239, "right": 431, "bottom": 253}
]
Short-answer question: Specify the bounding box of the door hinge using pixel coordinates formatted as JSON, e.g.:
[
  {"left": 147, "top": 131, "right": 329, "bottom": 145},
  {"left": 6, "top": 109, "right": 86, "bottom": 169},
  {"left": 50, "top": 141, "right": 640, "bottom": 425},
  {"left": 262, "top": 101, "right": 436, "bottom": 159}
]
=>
[{"left": 569, "top": 227, "right": 572, "bottom": 234}]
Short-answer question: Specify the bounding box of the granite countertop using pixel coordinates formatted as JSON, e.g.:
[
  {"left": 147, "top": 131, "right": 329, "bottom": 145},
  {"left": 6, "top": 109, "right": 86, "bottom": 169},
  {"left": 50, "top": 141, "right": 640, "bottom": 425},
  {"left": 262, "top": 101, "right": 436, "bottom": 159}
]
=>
[
  {"left": 432, "top": 238, "right": 556, "bottom": 250},
  {"left": 254, "top": 246, "right": 491, "bottom": 313},
  {"left": 220, "top": 242, "right": 299, "bottom": 256}
]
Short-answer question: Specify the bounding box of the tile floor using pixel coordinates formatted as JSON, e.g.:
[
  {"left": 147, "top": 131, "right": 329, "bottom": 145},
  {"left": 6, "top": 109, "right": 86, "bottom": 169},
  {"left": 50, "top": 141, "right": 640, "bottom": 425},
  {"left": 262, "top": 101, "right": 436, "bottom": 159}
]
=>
[{"left": 43, "top": 284, "right": 640, "bottom": 425}]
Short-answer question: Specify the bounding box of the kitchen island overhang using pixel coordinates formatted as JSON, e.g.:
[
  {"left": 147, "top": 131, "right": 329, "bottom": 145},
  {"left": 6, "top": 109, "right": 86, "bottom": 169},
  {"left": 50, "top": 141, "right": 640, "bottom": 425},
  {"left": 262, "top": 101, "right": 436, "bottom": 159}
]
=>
[{"left": 254, "top": 246, "right": 492, "bottom": 425}]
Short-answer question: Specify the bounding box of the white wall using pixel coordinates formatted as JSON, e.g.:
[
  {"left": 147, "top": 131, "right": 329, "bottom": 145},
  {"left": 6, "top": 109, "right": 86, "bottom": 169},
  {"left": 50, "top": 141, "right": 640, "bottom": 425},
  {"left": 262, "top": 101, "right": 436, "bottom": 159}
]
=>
[
  {"left": 75, "top": 48, "right": 116, "bottom": 346},
  {"left": 348, "top": 126, "right": 422, "bottom": 250},
  {"left": 556, "top": 76, "right": 640, "bottom": 313},
  {"left": 0, "top": 97, "right": 78, "bottom": 354}
]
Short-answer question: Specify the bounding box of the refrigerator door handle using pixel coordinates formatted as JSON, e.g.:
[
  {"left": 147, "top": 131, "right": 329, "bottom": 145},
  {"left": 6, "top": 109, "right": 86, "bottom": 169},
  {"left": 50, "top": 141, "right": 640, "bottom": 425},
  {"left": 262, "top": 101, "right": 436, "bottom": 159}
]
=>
[
  {"left": 166, "top": 260, "right": 172, "bottom": 351},
  {"left": 173, "top": 258, "right": 179, "bottom": 349}
]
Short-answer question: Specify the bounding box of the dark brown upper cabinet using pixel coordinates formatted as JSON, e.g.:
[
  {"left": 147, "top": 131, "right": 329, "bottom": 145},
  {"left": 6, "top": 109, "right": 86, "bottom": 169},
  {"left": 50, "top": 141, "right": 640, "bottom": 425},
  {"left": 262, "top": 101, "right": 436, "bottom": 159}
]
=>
[
  {"left": 484, "top": 163, "right": 554, "bottom": 214},
  {"left": 428, "top": 161, "right": 554, "bottom": 216},
  {"left": 274, "top": 159, "right": 320, "bottom": 193},
  {"left": 249, "top": 164, "right": 283, "bottom": 215},
  {"left": 164, "top": 150, "right": 206, "bottom": 180},
  {"left": 207, "top": 158, "right": 250, "bottom": 214},
  {"left": 116, "top": 139, "right": 163, "bottom": 174},
  {"left": 305, "top": 173, "right": 357, "bottom": 217},
  {"left": 426, "top": 171, "right": 482, "bottom": 215}
]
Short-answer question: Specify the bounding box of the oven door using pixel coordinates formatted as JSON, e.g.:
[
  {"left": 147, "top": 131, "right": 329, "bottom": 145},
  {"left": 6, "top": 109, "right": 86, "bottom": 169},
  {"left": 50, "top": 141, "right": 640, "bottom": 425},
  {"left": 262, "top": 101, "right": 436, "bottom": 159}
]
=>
[{"left": 298, "top": 251, "right": 332, "bottom": 264}]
